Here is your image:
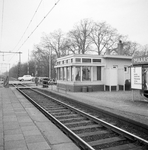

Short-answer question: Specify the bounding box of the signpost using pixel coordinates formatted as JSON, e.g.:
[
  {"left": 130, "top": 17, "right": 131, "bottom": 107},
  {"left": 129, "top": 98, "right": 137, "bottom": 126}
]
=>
[
  {"left": 132, "top": 55, "right": 148, "bottom": 65},
  {"left": 131, "top": 54, "right": 148, "bottom": 101},
  {"left": 131, "top": 66, "right": 142, "bottom": 90}
]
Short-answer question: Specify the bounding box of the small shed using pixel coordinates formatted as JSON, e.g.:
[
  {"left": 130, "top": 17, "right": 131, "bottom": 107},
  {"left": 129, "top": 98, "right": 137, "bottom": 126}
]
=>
[{"left": 54, "top": 54, "right": 132, "bottom": 92}]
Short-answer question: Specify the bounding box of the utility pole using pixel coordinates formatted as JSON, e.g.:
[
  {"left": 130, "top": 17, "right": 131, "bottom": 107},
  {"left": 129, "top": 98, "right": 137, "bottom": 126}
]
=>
[
  {"left": 0, "top": 51, "right": 22, "bottom": 78},
  {"left": 48, "top": 50, "right": 52, "bottom": 79},
  {"left": 18, "top": 52, "right": 22, "bottom": 78},
  {"left": 50, "top": 49, "right": 52, "bottom": 79},
  {"left": 27, "top": 50, "right": 29, "bottom": 75},
  {"left": 35, "top": 61, "right": 38, "bottom": 76}
]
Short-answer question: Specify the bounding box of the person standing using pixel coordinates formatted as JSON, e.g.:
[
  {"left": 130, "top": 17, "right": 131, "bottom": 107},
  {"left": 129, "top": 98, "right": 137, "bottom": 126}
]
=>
[{"left": 35, "top": 76, "right": 39, "bottom": 86}]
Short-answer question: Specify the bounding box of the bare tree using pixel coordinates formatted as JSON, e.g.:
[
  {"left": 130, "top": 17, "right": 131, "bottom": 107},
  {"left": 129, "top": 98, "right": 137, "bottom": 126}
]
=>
[
  {"left": 133, "top": 44, "right": 148, "bottom": 56},
  {"left": 122, "top": 41, "right": 141, "bottom": 56},
  {"left": 90, "top": 22, "right": 120, "bottom": 55},
  {"left": 68, "top": 19, "right": 93, "bottom": 54},
  {"left": 41, "top": 29, "right": 69, "bottom": 58},
  {"left": 142, "top": 44, "right": 148, "bottom": 55},
  {"left": 32, "top": 45, "right": 50, "bottom": 76}
]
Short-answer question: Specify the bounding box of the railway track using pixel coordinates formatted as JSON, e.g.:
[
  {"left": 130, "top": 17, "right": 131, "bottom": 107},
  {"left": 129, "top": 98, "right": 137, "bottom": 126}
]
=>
[
  {"left": 17, "top": 87, "right": 148, "bottom": 150},
  {"left": 9, "top": 83, "right": 27, "bottom": 87}
]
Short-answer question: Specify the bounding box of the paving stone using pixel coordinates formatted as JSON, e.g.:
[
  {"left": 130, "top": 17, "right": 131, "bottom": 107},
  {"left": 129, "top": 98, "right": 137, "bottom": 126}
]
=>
[
  {"left": 0, "top": 146, "right": 3, "bottom": 150},
  {"left": 19, "top": 122, "right": 35, "bottom": 127},
  {"left": 0, "top": 127, "right": 2, "bottom": 134},
  {"left": 3, "top": 115, "right": 17, "bottom": 122},
  {"left": 0, "top": 133, "right": 3, "bottom": 146},
  {"left": 5, "top": 134, "right": 24, "bottom": 141},
  {"left": 25, "top": 135, "right": 46, "bottom": 144},
  {"left": 18, "top": 117, "right": 33, "bottom": 123},
  {"left": 27, "top": 142, "right": 51, "bottom": 150},
  {"left": 52, "top": 142, "right": 80, "bottom": 150},
  {"left": 25, "top": 108, "right": 49, "bottom": 122},
  {"left": 21, "top": 125, "right": 38, "bottom": 131},
  {"left": 4, "top": 128, "right": 22, "bottom": 135},
  {"left": 11, "top": 147, "right": 28, "bottom": 150},
  {"left": 22, "top": 129, "right": 41, "bottom": 136},
  {"left": 4, "top": 122, "right": 20, "bottom": 130},
  {"left": 5, "top": 140, "right": 27, "bottom": 150},
  {"left": 35, "top": 122, "right": 72, "bottom": 145}
]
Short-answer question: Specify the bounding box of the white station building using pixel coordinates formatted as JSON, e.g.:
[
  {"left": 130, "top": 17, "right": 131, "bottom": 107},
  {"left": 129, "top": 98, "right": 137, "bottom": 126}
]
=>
[{"left": 54, "top": 53, "right": 132, "bottom": 92}]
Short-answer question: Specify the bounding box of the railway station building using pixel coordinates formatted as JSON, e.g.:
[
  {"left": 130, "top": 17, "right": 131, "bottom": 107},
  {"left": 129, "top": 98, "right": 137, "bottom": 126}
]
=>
[
  {"left": 54, "top": 40, "right": 132, "bottom": 92},
  {"left": 54, "top": 53, "right": 132, "bottom": 92}
]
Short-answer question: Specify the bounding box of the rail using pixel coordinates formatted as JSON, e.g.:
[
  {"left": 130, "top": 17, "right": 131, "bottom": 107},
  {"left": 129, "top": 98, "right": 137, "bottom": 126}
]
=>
[{"left": 17, "top": 87, "right": 148, "bottom": 149}]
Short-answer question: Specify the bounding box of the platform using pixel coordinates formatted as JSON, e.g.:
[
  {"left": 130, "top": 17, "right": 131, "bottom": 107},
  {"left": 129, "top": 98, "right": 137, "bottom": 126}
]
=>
[
  {"left": 0, "top": 87, "right": 80, "bottom": 150},
  {"left": 1, "top": 81, "right": 148, "bottom": 150}
]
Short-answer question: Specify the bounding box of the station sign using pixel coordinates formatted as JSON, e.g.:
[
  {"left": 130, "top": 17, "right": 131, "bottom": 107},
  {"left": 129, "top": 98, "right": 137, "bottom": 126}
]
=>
[
  {"left": 131, "top": 66, "right": 142, "bottom": 89},
  {"left": 132, "top": 55, "right": 148, "bottom": 65}
]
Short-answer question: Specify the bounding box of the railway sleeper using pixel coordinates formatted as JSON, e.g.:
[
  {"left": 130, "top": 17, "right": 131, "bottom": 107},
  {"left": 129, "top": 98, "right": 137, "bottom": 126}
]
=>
[
  {"left": 82, "top": 132, "right": 118, "bottom": 142},
  {"left": 61, "top": 118, "right": 90, "bottom": 124},
  {"left": 45, "top": 107, "right": 66, "bottom": 110},
  {"left": 51, "top": 111, "right": 74, "bottom": 116},
  {"left": 64, "top": 120, "right": 92, "bottom": 126},
  {"left": 93, "top": 140, "right": 143, "bottom": 150},
  {"left": 55, "top": 114, "right": 79, "bottom": 120},
  {"left": 73, "top": 127, "right": 108, "bottom": 135},
  {"left": 66, "top": 121, "right": 94, "bottom": 128},
  {"left": 103, "top": 143, "right": 144, "bottom": 150},
  {"left": 70, "top": 124, "right": 101, "bottom": 131},
  {"left": 77, "top": 130, "right": 110, "bottom": 138},
  {"left": 88, "top": 136, "right": 125, "bottom": 147},
  {"left": 60, "top": 117, "right": 85, "bottom": 123},
  {"left": 47, "top": 109, "right": 68, "bottom": 113}
]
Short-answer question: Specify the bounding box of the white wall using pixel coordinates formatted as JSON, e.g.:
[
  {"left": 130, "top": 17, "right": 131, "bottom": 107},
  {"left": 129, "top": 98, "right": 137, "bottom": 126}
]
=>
[
  {"left": 118, "top": 68, "right": 130, "bottom": 85},
  {"left": 104, "top": 68, "right": 118, "bottom": 86},
  {"left": 118, "top": 68, "right": 124, "bottom": 85},
  {"left": 103, "top": 59, "right": 131, "bottom": 68}
]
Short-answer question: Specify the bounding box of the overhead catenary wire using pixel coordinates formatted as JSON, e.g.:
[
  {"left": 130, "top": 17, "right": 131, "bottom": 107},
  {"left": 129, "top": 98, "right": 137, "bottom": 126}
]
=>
[
  {"left": 2, "top": 0, "right": 43, "bottom": 62},
  {"left": 9, "top": 0, "right": 61, "bottom": 62},
  {"left": 17, "top": 0, "right": 61, "bottom": 52},
  {"left": 0, "top": 0, "right": 5, "bottom": 50},
  {"left": 11, "top": 0, "right": 43, "bottom": 52}
]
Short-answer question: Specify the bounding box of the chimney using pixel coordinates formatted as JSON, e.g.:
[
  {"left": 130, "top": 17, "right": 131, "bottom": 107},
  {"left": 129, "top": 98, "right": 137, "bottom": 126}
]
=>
[
  {"left": 117, "top": 40, "right": 123, "bottom": 55},
  {"left": 106, "top": 49, "right": 110, "bottom": 55}
]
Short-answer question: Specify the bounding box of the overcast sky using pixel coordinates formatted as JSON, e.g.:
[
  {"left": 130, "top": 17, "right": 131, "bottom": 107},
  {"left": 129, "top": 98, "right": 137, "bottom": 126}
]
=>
[{"left": 0, "top": 0, "right": 148, "bottom": 72}]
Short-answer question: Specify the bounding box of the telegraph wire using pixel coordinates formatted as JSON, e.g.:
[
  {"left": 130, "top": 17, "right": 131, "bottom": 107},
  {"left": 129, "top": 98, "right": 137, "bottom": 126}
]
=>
[
  {"left": 11, "top": 0, "right": 43, "bottom": 52},
  {"left": 18, "top": 0, "right": 61, "bottom": 51},
  {"left": 9, "top": 0, "right": 61, "bottom": 62},
  {"left": 0, "top": 0, "right": 5, "bottom": 50}
]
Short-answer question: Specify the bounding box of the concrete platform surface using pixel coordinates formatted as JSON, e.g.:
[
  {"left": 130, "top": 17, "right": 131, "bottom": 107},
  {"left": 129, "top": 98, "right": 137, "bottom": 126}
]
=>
[{"left": 0, "top": 87, "right": 80, "bottom": 150}]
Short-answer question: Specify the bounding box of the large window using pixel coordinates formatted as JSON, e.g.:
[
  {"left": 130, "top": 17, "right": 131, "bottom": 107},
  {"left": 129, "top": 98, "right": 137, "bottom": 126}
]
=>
[
  {"left": 75, "top": 58, "right": 81, "bottom": 63},
  {"left": 63, "top": 67, "right": 66, "bottom": 80},
  {"left": 82, "top": 66, "right": 91, "bottom": 81},
  {"left": 57, "top": 68, "right": 60, "bottom": 80},
  {"left": 75, "top": 67, "right": 81, "bottom": 81},
  {"left": 66, "top": 67, "right": 70, "bottom": 81},
  {"left": 59, "top": 68, "right": 63, "bottom": 80},
  {"left": 82, "top": 58, "right": 91, "bottom": 63},
  {"left": 93, "top": 59, "right": 101, "bottom": 63},
  {"left": 71, "top": 67, "right": 74, "bottom": 81},
  {"left": 93, "top": 66, "right": 101, "bottom": 81}
]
